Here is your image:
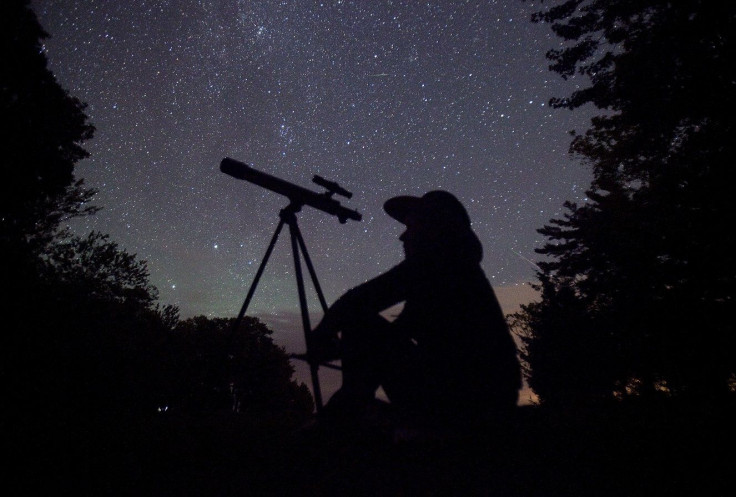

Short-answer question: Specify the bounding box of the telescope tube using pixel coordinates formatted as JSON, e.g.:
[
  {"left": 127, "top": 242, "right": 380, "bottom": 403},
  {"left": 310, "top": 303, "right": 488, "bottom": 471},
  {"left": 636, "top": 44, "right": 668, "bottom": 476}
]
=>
[{"left": 220, "top": 158, "right": 362, "bottom": 223}]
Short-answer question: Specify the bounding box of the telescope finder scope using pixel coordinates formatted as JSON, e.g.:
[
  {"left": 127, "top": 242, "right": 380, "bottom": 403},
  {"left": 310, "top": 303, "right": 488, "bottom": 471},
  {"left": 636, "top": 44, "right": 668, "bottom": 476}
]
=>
[{"left": 312, "top": 175, "right": 352, "bottom": 199}]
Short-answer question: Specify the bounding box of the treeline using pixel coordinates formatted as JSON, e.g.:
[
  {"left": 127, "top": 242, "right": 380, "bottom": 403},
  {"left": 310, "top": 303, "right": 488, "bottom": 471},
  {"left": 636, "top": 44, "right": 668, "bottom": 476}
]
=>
[{"left": 511, "top": 1, "right": 735, "bottom": 408}]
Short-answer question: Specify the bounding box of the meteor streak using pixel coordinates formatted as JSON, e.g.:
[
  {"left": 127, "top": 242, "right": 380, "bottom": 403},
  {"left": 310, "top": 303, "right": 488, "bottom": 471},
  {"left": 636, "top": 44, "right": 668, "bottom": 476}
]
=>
[{"left": 511, "top": 248, "right": 541, "bottom": 270}]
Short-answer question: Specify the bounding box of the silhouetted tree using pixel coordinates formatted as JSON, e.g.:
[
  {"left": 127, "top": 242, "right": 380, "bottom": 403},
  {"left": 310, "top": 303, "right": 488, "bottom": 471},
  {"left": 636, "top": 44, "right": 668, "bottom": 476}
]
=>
[
  {"left": 0, "top": 0, "right": 173, "bottom": 409},
  {"left": 0, "top": 1, "right": 174, "bottom": 425},
  {"left": 1, "top": 0, "right": 97, "bottom": 416},
  {"left": 512, "top": 1, "right": 735, "bottom": 405},
  {"left": 165, "top": 316, "right": 314, "bottom": 419},
  {"left": 1, "top": 0, "right": 97, "bottom": 253},
  {"left": 7, "top": 231, "right": 177, "bottom": 416},
  {"left": 4, "top": 227, "right": 185, "bottom": 493}
]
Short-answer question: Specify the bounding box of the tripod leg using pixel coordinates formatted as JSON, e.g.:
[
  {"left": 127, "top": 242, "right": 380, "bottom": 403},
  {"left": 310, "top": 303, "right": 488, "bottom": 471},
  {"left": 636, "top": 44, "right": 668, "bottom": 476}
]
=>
[
  {"left": 292, "top": 221, "right": 329, "bottom": 313},
  {"left": 230, "top": 218, "right": 286, "bottom": 336},
  {"left": 288, "top": 219, "right": 325, "bottom": 411}
]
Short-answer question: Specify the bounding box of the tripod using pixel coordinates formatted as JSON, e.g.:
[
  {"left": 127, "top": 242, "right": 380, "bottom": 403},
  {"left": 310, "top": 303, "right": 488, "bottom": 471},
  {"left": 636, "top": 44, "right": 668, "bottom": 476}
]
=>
[{"left": 229, "top": 201, "right": 340, "bottom": 412}]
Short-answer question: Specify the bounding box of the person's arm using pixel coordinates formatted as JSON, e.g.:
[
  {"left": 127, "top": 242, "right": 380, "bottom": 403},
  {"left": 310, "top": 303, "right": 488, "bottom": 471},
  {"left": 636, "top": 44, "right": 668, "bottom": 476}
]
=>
[{"left": 312, "top": 262, "right": 410, "bottom": 336}]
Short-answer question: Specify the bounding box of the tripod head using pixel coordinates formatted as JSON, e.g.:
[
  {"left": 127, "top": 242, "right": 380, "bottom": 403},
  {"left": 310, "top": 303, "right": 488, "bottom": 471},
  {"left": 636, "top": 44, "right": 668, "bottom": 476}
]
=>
[{"left": 220, "top": 158, "right": 362, "bottom": 223}]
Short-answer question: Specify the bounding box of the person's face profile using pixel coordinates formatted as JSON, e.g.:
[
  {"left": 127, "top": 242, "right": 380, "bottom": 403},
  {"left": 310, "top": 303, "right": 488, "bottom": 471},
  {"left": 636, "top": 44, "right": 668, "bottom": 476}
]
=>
[
  {"left": 399, "top": 217, "right": 419, "bottom": 259},
  {"left": 399, "top": 211, "right": 439, "bottom": 259}
]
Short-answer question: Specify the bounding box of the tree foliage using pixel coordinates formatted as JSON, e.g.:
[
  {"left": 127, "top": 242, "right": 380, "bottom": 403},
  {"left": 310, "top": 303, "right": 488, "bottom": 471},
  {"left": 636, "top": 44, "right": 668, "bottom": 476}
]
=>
[
  {"left": 513, "top": 1, "right": 735, "bottom": 405},
  {"left": 0, "top": 0, "right": 97, "bottom": 245},
  {"left": 165, "top": 316, "right": 314, "bottom": 417},
  {"left": 7, "top": 230, "right": 178, "bottom": 416}
]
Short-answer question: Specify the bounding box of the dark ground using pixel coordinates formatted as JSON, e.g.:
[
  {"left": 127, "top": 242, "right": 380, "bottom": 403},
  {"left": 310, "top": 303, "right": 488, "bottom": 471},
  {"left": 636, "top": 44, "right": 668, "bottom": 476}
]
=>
[{"left": 12, "top": 400, "right": 735, "bottom": 496}]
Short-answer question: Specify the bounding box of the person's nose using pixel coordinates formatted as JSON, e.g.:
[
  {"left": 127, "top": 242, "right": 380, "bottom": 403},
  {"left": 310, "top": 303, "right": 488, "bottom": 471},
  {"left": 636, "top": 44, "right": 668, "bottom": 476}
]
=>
[{"left": 399, "top": 229, "right": 407, "bottom": 242}]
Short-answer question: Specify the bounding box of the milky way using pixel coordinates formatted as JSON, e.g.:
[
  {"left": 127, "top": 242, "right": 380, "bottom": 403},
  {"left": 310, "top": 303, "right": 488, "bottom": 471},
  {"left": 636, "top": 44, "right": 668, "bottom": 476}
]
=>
[{"left": 33, "top": 1, "right": 593, "bottom": 370}]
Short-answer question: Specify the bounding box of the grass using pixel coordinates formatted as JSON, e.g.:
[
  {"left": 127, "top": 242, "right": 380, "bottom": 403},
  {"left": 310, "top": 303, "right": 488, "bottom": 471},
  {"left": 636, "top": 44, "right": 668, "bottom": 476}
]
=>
[{"left": 10, "top": 399, "right": 734, "bottom": 496}]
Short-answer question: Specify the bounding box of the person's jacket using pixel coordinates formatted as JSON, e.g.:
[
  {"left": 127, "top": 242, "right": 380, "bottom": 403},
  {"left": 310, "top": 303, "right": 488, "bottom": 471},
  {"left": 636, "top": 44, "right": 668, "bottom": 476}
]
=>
[{"left": 319, "top": 252, "right": 522, "bottom": 411}]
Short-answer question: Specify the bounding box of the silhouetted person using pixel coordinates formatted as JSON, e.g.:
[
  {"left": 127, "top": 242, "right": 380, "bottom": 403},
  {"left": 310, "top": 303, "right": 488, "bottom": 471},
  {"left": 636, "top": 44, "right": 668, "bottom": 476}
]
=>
[{"left": 311, "top": 191, "right": 521, "bottom": 432}]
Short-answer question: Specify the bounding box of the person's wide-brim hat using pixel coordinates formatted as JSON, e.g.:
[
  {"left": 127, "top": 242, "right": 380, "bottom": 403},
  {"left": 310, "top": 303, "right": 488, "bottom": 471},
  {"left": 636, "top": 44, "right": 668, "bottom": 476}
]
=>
[{"left": 383, "top": 190, "right": 472, "bottom": 228}]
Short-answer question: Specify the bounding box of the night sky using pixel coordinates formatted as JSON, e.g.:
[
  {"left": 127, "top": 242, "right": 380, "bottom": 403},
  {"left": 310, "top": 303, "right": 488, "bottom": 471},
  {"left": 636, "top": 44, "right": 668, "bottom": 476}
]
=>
[{"left": 33, "top": 0, "right": 594, "bottom": 400}]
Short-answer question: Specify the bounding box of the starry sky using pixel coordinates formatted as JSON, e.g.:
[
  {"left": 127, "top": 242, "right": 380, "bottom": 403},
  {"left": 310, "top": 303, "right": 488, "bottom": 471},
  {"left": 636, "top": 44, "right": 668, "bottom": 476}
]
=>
[{"left": 32, "top": 0, "right": 594, "bottom": 399}]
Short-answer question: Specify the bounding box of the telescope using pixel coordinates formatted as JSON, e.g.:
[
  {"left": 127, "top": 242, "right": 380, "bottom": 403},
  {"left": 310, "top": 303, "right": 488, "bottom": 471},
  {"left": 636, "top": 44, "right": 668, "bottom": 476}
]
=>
[
  {"left": 220, "top": 158, "right": 361, "bottom": 223},
  {"left": 221, "top": 157, "right": 359, "bottom": 411}
]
